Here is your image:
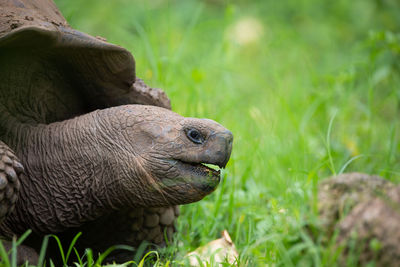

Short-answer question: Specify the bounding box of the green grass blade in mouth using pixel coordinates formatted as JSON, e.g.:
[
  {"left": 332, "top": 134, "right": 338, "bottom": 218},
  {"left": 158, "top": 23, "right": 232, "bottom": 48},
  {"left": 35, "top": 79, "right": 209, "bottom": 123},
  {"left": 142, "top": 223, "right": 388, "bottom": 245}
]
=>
[{"left": 202, "top": 163, "right": 221, "bottom": 171}]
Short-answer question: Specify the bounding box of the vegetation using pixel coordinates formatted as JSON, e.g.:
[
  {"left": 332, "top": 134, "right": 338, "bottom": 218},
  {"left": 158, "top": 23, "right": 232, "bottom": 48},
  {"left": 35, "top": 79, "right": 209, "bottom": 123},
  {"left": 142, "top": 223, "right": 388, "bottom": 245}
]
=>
[{"left": 5, "top": 0, "right": 400, "bottom": 265}]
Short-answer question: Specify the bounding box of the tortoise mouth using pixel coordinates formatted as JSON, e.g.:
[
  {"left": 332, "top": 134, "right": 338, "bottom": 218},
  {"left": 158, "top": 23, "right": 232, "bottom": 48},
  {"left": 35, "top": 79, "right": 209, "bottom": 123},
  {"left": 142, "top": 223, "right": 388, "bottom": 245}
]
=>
[
  {"left": 154, "top": 159, "right": 223, "bottom": 204},
  {"left": 185, "top": 162, "right": 221, "bottom": 177},
  {"left": 157, "top": 159, "right": 222, "bottom": 197},
  {"left": 175, "top": 160, "right": 221, "bottom": 179},
  {"left": 175, "top": 160, "right": 221, "bottom": 192},
  {"left": 163, "top": 159, "right": 222, "bottom": 186}
]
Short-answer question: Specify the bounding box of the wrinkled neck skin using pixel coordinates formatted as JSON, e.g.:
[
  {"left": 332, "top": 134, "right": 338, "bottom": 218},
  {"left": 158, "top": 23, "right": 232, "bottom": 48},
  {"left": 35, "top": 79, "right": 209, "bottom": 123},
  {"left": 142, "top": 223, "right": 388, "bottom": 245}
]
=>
[{"left": 2, "top": 107, "right": 158, "bottom": 235}]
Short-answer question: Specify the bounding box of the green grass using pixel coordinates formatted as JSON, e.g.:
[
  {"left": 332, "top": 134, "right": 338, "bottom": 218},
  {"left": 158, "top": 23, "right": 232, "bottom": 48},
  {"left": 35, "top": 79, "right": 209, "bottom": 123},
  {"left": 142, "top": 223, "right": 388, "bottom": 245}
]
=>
[{"left": 6, "top": 0, "right": 400, "bottom": 266}]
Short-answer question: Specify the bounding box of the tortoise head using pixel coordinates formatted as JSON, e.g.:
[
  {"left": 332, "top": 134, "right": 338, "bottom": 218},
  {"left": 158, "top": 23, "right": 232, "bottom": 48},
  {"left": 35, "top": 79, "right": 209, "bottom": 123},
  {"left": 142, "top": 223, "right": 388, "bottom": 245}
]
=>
[{"left": 98, "top": 105, "right": 233, "bottom": 207}]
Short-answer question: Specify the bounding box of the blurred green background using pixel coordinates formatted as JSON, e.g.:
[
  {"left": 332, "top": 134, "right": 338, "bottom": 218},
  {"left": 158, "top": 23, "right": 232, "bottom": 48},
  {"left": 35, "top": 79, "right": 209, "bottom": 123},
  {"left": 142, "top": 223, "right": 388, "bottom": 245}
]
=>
[{"left": 54, "top": 0, "right": 400, "bottom": 265}]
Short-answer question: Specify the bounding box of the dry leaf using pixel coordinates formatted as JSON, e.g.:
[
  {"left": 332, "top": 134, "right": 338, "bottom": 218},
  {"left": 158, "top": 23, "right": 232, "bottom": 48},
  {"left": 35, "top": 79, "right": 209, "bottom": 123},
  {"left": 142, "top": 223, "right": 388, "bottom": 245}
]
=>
[{"left": 185, "top": 230, "right": 239, "bottom": 266}]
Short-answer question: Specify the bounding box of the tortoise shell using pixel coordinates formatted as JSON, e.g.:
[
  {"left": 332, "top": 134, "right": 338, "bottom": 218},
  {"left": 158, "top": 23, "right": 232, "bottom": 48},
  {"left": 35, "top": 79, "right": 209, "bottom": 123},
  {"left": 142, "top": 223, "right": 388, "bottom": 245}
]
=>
[{"left": 0, "top": 0, "right": 169, "bottom": 125}]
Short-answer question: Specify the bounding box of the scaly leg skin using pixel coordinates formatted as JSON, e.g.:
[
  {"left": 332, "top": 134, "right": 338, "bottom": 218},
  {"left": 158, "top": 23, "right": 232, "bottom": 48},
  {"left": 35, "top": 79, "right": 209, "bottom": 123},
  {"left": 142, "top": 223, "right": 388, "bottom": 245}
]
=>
[
  {"left": 0, "top": 141, "right": 38, "bottom": 265},
  {"left": 57, "top": 206, "right": 180, "bottom": 263},
  {"left": 104, "top": 206, "right": 180, "bottom": 263},
  {"left": 0, "top": 141, "right": 22, "bottom": 223},
  {"left": 2, "top": 242, "right": 38, "bottom": 265}
]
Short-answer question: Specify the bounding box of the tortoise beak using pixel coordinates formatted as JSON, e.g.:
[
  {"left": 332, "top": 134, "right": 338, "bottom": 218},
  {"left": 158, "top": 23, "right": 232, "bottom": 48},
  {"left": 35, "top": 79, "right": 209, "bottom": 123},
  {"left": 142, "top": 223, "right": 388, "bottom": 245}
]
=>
[{"left": 208, "top": 130, "right": 233, "bottom": 168}]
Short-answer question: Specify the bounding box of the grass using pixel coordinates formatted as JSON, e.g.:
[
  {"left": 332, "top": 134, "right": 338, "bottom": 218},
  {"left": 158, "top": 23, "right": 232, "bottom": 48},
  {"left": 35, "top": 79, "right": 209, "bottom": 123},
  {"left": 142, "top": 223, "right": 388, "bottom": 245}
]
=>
[{"left": 4, "top": 0, "right": 400, "bottom": 266}]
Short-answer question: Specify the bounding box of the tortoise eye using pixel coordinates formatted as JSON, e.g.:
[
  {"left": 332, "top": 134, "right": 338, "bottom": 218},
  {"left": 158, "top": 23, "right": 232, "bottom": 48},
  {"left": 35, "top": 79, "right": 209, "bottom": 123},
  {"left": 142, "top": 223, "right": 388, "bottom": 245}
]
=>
[{"left": 186, "top": 129, "right": 204, "bottom": 144}]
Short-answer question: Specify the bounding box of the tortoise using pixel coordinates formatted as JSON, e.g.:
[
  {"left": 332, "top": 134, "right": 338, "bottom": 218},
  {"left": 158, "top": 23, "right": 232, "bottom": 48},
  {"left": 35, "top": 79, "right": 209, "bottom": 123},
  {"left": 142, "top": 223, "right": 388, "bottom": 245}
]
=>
[{"left": 0, "top": 0, "right": 233, "bottom": 264}]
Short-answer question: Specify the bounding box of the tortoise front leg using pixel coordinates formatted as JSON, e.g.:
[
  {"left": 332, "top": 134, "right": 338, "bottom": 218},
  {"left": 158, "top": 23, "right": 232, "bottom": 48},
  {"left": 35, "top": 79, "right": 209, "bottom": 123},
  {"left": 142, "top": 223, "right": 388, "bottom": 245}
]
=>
[
  {"left": 2, "top": 241, "right": 38, "bottom": 265},
  {"left": 0, "top": 141, "right": 38, "bottom": 265},
  {"left": 57, "top": 206, "right": 180, "bottom": 263},
  {"left": 0, "top": 141, "right": 23, "bottom": 223},
  {"left": 108, "top": 206, "right": 180, "bottom": 263}
]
